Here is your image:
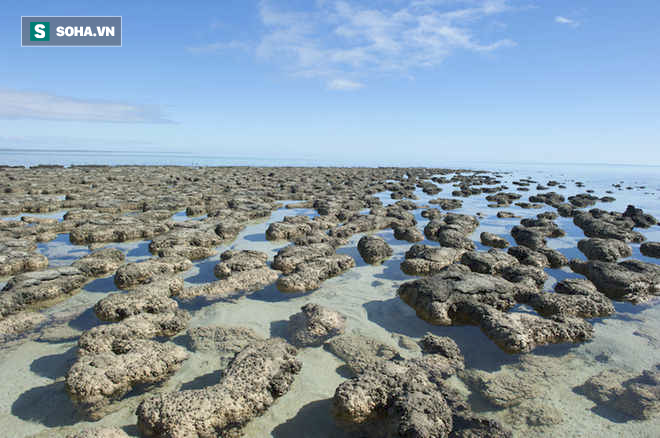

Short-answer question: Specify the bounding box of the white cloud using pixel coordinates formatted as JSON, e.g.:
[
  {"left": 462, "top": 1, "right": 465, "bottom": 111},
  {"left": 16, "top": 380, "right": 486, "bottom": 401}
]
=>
[
  {"left": 555, "top": 16, "right": 579, "bottom": 27},
  {"left": 186, "top": 40, "right": 250, "bottom": 54},
  {"left": 230, "top": 0, "right": 516, "bottom": 89},
  {"left": 0, "top": 89, "right": 173, "bottom": 123},
  {"left": 327, "top": 79, "right": 364, "bottom": 91}
]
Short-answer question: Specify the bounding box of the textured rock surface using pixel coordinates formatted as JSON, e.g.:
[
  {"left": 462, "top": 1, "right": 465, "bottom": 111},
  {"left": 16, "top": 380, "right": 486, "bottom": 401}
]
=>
[
  {"left": 0, "top": 311, "right": 47, "bottom": 342},
  {"left": 577, "top": 366, "right": 660, "bottom": 420},
  {"left": 0, "top": 242, "right": 48, "bottom": 276},
  {"left": 424, "top": 213, "right": 479, "bottom": 250},
  {"left": 136, "top": 339, "right": 301, "bottom": 438},
  {"left": 393, "top": 226, "right": 424, "bottom": 242},
  {"left": 328, "top": 334, "right": 510, "bottom": 438},
  {"left": 573, "top": 209, "right": 645, "bottom": 243},
  {"left": 72, "top": 248, "right": 125, "bottom": 277},
  {"left": 93, "top": 277, "right": 184, "bottom": 322},
  {"left": 357, "top": 235, "right": 393, "bottom": 264},
  {"left": 214, "top": 249, "right": 269, "bottom": 279},
  {"left": 401, "top": 244, "right": 464, "bottom": 276},
  {"left": 274, "top": 243, "right": 355, "bottom": 292},
  {"left": 114, "top": 256, "right": 192, "bottom": 289},
  {"left": 398, "top": 266, "right": 593, "bottom": 353},
  {"left": 66, "top": 339, "right": 188, "bottom": 420},
  {"left": 570, "top": 259, "right": 660, "bottom": 302},
  {"left": 641, "top": 241, "right": 660, "bottom": 259},
  {"left": 480, "top": 232, "right": 509, "bottom": 248},
  {"left": 578, "top": 238, "right": 633, "bottom": 262},
  {"left": 77, "top": 311, "right": 190, "bottom": 355},
  {"left": 186, "top": 325, "right": 264, "bottom": 354},
  {"left": 66, "top": 428, "right": 130, "bottom": 438},
  {"left": 0, "top": 267, "right": 87, "bottom": 318},
  {"left": 520, "top": 279, "right": 614, "bottom": 318},
  {"left": 183, "top": 267, "right": 279, "bottom": 299},
  {"left": 287, "top": 303, "right": 346, "bottom": 347}
]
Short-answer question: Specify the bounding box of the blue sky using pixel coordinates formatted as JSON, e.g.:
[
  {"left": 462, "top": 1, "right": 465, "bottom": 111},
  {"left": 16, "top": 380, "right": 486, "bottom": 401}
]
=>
[{"left": 1, "top": 0, "right": 658, "bottom": 165}]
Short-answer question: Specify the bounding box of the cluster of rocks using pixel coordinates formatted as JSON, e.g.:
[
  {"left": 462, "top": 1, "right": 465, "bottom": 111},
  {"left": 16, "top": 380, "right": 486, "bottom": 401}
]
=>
[
  {"left": 327, "top": 334, "right": 512, "bottom": 437},
  {"left": 1, "top": 165, "right": 659, "bottom": 436},
  {"left": 397, "top": 264, "right": 597, "bottom": 353},
  {"left": 424, "top": 213, "right": 479, "bottom": 250},
  {"left": 573, "top": 208, "right": 648, "bottom": 242},
  {"left": 507, "top": 213, "right": 568, "bottom": 269},
  {"left": 0, "top": 238, "right": 48, "bottom": 276},
  {"left": 0, "top": 247, "right": 129, "bottom": 343},
  {"left": 273, "top": 242, "right": 355, "bottom": 292},
  {"left": 180, "top": 249, "right": 279, "bottom": 299},
  {"left": 65, "top": 254, "right": 192, "bottom": 419}
]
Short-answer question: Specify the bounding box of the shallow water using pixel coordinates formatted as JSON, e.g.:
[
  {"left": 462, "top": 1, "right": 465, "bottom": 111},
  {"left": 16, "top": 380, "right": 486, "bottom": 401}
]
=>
[{"left": 1, "top": 164, "right": 660, "bottom": 437}]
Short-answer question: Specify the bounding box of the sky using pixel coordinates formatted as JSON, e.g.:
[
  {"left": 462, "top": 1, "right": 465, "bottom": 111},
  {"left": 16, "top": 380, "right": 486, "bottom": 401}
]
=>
[{"left": 0, "top": 0, "right": 659, "bottom": 165}]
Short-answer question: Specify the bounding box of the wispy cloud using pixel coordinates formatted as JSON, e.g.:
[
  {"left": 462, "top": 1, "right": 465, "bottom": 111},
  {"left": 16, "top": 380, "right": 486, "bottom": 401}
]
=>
[
  {"left": 0, "top": 89, "right": 173, "bottom": 123},
  {"left": 555, "top": 16, "right": 579, "bottom": 27},
  {"left": 186, "top": 40, "right": 250, "bottom": 54},
  {"left": 327, "top": 79, "right": 364, "bottom": 91},
  {"left": 198, "top": 0, "right": 517, "bottom": 90}
]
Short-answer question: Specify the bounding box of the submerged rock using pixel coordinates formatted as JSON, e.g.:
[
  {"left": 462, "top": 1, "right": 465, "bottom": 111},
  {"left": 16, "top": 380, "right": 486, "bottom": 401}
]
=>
[
  {"left": 576, "top": 366, "right": 660, "bottom": 420},
  {"left": 186, "top": 325, "right": 264, "bottom": 354},
  {"left": 66, "top": 428, "right": 130, "bottom": 438},
  {"left": 0, "top": 311, "right": 47, "bottom": 343},
  {"left": 287, "top": 303, "right": 346, "bottom": 347},
  {"left": 357, "top": 235, "right": 393, "bottom": 265},
  {"left": 136, "top": 339, "right": 301, "bottom": 438}
]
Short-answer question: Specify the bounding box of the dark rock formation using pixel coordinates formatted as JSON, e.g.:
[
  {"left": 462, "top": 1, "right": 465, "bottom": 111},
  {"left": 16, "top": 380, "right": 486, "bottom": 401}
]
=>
[
  {"left": 401, "top": 244, "right": 464, "bottom": 276},
  {"left": 578, "top": 238, "right": 633, "bottom": 262},
  {"left": 641, "top": 242, "right": 660, "bottom": 259},
  {"left": 357, "top": 235, "right": 393, "bottom": 265},
  {"left": 570, "top": 259, "right": 660, "bottom": 303}
]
